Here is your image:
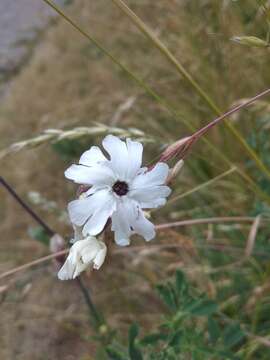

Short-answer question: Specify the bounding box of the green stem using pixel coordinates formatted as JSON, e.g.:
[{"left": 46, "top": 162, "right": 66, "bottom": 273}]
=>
[
  {"left": 76, "top": 276, "right": 104, "bottom": 328},
  {"left": 168, "top": 167, "right": 237, "bottom": 205}
]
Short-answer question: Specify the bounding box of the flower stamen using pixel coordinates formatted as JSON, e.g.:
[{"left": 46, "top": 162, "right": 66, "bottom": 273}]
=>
[{"left": 113, "top": 181, "right": 129, "bottom": 196}]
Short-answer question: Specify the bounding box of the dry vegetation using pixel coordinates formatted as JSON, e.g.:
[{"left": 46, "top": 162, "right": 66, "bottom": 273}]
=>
[{"left": 1, "top": 0, "right": 270, "bottom": 359}]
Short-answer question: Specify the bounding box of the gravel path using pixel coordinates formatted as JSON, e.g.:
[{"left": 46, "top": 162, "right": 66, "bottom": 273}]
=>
[{"left": 0, "top": 0, "right": 63, "bottom": 73}]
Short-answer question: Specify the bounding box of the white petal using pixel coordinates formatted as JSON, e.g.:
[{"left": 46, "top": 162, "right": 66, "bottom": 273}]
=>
[
  {"left": 111, "top": 198, "right": 136, "bottom": 246},
  {"left": 132, "top": 210, "right": 155, "bottom": 241},
  {"left": 79, "top": 146, "right": 107, "bottom": 166},
  {"left": 111, "top": 204, "right": 132, "bottom": 246},
  {"left": 82, "top": 193, "right": 116, "bottom": 236},
  {"left": 112, "top": 199, "right": 156, "bottom": 244},
  {"left": 71, "top": 225, "right": 84, "bottom": 243},
  {"left": 131, "top": 163, "right": 169, "bottom": 189},
  {"left": 86, "top": 185, "right": 106, "bottom": 196},
  {"left": 114, "top": 232, "right": 130, "bottom": 246},
  {"left": 140, "top": 198, "right": 167, "bottom": 209},
  {"left": 102, "top": 135, "right": 129, "bottom": 179},
  {"left": 80, "top": 239, "right": 100, "bottom": 264},
  {"left": 73, "top": 261, "right": 89, "bottom": 279},
  {"left": 126, "top": 138, "right": 143, "bottom": 179},
  {"left": 129, "top": 185, "right": 171, "bottom": 204},
  {"left": 65, "top": 164, "right": 116, "bottom": 186},
  {"left": 68, "top": 197, "right": 94, "bottom": 226},
  {"left": 93, "top": 242, "right": 107, "bottom": 269},
  {"left": 58, "top": 256, "right": 76, "bottom": 280},
  {"left": 68, "top": 189, "right": 112, "bottom": 226}
]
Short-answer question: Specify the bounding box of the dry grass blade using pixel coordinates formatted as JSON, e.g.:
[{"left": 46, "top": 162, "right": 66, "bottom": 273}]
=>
[
  {"left": 0, "top": 249, "right": 68, "bottom": 280},
  {"left": 0, "top": 124, "right": 153, "bottom": 159},
  {"left": 155, "top": 217, "right": 267, "bottom": 230},
  {"left": 245, "top": 215, "right": 262, "bottom": 257},
  {"left": 110, "top": 96, "right": 137, "bottom": 125}
]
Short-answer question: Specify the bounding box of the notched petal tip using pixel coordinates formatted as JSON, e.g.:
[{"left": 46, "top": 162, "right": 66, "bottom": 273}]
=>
[
  {"left": 79, "top": 146, "right": 107, "bottom": 166},
  {"left": 64, "top": 164, "right": 77, "bottom": 180},
  {"left": 57, "top": 259, "right": 75, "bottom": 280},
  {"left": 114, "top": 236, "right": 131, "bottom": 247}
]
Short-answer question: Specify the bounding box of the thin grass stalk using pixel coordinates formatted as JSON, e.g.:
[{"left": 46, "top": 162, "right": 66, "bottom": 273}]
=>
[
  {"left": 41, "top": 0, "right": 270, "bottom": 202},
  {"left": 155, "top": 217, "right": 268, "bottom": 230},
  {"left": 168, "top": 167, "right": 237, "bottom": 205},
  {"left": 42, "top": 0, "right": 174, "bottom": 118},
  {"left": 1, "top": 215, "right": 266, "bottom": 280},
  {"left": 110, "top": 0, "right": 220, "bottom": 115},
  {"left": 0, "top": 249, "right": 68, "bottom": 280},
  {"left": 110, "top": 0, "right": 270, "bottom": 180}
]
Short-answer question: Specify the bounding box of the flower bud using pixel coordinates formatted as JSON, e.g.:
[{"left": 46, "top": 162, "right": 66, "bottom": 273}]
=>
[
  {"left": 58, "top": 237, "right": 107, "bottom": 280},
  {"left": 231, "top": 36, "right": 269, "bottom": 48},
  {"left": 160, "top": 136, "right": 191, "bottom": 162}
]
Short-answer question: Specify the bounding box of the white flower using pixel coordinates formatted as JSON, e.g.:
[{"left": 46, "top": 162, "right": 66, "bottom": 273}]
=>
[
  {"left": 58, "top": 235, "right": 107, "bottom": 280},
  {"left": 65, "top": 135, "right": 171, "bottom": 246}
]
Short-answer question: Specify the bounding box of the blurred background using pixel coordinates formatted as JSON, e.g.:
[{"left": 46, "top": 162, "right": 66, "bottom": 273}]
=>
[{"left": 1, "top": 0, "right": 270, "bottom": 359}]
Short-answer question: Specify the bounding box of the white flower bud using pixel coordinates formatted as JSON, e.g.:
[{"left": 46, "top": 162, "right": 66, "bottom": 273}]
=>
[{"left": 58, "top": 236, "right": 107, "bottom": 280}]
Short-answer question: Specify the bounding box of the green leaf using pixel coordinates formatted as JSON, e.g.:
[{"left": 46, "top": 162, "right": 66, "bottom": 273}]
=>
[
  {"left": 167, "top": 329, "right": 182, "bottom": 349},
  {"left": 106, "top": 346, "right": 127, "bottom": 360},
  {"left": 207, "top": 316, "right": 220, "bottom": 344},
  {"left": 129, "top": 323, "right": 143, "bottom": 360},
  {"left": 140, "top": 332, "right": 167, "bottom": 346},
  {"left": 188, "top": 299, "right": 218, "bottom": 316},
  {"left": 156, "top": 284, "right": 176, "bottom": 310},
  {"left": 28, "top": 226, "right": 50, "bottom": 246},
  {"left": 129, "top": 323, "right": 140, "bottom": 344},
  {"left": 175, "top": 270, "right": 189, "bottom": 299},
  {"left": 223, "top": 323, "right": 245, "bottom": 348},
  {"left": 197, "top": 347, "right": 239, "bottom": 360}
]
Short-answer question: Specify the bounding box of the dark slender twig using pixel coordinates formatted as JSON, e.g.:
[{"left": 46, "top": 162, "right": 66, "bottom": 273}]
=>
[
  {"left": 0, "top": 176, "right": 103, "bottom": 327},
  {"left": 0, "top": 176, "right": 55, "bottom": 236}
]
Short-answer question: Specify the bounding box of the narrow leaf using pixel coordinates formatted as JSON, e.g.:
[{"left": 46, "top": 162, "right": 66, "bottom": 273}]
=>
[
  {"left": 223, "top": 323, "right": 245, "bottom": 348},
  {"left": 189, "top": 299, "right": 218, "bottom": 316}
]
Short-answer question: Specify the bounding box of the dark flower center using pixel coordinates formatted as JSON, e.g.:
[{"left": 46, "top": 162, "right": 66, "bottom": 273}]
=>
[{"left": 113, "top": 181, "right": 129, "bottom": 196}]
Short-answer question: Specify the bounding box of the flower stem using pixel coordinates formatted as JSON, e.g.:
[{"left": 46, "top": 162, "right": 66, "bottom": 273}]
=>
[{"left": 76, "top": 276, "right": 104, "bottom": 328}]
